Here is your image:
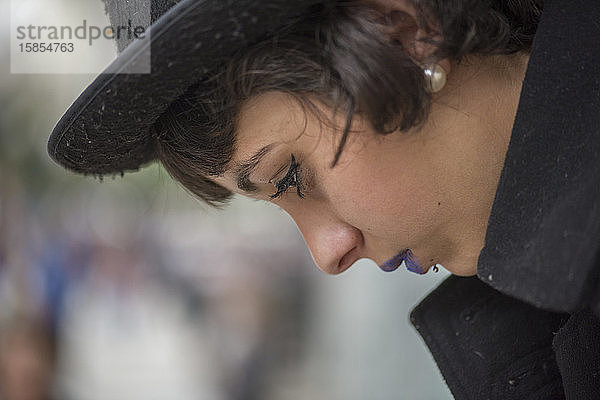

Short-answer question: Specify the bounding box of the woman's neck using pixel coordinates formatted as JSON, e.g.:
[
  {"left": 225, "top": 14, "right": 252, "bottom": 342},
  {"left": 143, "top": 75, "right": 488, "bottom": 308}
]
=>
[{"left": 434, "top": 52, "right": 531, "bottom": 275}]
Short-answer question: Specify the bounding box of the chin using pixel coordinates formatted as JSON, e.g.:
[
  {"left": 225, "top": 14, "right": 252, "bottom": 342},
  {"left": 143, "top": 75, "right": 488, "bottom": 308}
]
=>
[{"left": 439, "top": 254, "right": 479, "bottom": 276}]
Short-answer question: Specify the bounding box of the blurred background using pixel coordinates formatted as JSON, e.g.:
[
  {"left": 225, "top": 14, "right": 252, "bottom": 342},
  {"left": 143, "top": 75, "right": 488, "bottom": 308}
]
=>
[{"left": 1, "top": 0, "right": 452, "bottom": 399}]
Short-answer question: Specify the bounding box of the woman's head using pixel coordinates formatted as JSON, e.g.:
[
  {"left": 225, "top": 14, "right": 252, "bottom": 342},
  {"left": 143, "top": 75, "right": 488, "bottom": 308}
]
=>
[{"left": 154, "top": 0, "right": 540, "bottom": 274}]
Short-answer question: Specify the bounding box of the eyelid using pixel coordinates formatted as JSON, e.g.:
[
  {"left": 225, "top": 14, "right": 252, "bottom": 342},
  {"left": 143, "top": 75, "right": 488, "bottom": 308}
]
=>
[
  {"left": 268, "top": 163, "right": 288, "bottom": 184},
  {"left": 272, "top": 154, "right": 298, "bottom": 186},
  {"left": 270, "top": 154, "right": 305, "bottom": 200}
]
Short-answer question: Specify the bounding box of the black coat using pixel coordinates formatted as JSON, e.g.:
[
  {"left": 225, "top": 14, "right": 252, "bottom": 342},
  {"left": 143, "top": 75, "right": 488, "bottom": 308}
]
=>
[{"left": 410, "top": 0, "right": 600, "bottom": 398}]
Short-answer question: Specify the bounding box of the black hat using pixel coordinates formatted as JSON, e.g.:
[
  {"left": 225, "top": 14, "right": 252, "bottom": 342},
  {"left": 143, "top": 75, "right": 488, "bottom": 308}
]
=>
[{"left": 47, "top": 0, "right": 331, "bottom": 176}]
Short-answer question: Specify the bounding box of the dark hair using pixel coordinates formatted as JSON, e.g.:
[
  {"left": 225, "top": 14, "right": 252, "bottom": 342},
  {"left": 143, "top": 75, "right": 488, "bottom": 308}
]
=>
[{"left": 154, "top": 0, "right": 543, "bottom": 206}]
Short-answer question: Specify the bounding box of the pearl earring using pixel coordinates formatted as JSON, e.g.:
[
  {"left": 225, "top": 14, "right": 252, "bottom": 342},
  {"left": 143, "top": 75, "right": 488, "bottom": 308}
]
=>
[{"left": 423, "top": 63, "right": 447, "bottom": 93}]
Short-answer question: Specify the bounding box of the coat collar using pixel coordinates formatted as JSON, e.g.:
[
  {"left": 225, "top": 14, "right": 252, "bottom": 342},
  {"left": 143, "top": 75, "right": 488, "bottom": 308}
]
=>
[{"left": 477, "top": 0, "right": 600, "bottom": 314}]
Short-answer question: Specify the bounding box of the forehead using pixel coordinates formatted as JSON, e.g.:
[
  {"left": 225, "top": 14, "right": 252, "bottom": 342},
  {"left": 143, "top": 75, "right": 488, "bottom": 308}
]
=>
[
  {"left": 233, "top": 91, "right": 311, "bottom": 154},
  {"left": 230, "top": 90, "right": 376, "bottom": 168}
]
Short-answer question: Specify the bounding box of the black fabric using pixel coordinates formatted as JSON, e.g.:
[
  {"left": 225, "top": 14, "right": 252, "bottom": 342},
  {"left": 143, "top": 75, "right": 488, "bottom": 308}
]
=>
[
  {"left": 477, "top": 0, "right": 600, "bottom": 313},
  {"left": 412, "top": 276, "right": 600, "bottom": 399},
  {"left": 101, "top": 0, "right": 182, "bottom": 52},
  {"left": 552, "top": 309, "right": 600, "bottom": 400},
  {"left": 411, "top": 276, "right": 568, "bottom": 400},
  {"left": 48, "top": 0, "right": 332, "bottom": 176},
  {"left": 411, "top": 0, "right": 600, "bottom": 398}
]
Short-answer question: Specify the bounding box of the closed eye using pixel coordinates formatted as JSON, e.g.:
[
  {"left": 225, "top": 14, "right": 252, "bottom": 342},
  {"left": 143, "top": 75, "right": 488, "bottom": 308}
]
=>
[{"left": 270, "top": 154, "right": 304, "bottom": 200}]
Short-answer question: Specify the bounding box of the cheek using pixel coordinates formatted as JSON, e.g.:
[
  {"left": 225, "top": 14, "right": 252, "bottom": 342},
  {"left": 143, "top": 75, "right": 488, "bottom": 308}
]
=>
[{"left": 321, "top": 144, "right": 444, "bottom": 242}]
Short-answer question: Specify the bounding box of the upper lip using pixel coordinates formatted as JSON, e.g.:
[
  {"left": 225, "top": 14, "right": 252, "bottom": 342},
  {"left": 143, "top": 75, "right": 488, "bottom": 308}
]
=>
[{"left": 378, "top": 250, "right": 407, "bottom": 272}]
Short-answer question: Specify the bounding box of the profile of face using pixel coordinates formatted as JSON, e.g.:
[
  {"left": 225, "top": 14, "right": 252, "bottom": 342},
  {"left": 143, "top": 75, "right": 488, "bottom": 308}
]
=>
[
  {"left": 165, "top": 0, "right": 529, "bottom": 277},
  {"left": 214, "top": 52, "right": 526, "bottom": 276},
  {"left": 216, "top": 91, "right": 449, "bottom": 275}
]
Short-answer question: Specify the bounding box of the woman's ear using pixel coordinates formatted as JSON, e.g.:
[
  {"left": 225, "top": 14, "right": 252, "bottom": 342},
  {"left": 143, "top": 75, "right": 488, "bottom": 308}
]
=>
[{"left": 369, "top": 0, "right": 451, "bottom": 74}]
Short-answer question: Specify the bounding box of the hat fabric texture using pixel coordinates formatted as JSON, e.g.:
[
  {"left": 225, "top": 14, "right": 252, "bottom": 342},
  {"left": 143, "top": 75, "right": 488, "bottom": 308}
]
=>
[{"left": 48, "top": 0, "right": 331, "bottom": 176}]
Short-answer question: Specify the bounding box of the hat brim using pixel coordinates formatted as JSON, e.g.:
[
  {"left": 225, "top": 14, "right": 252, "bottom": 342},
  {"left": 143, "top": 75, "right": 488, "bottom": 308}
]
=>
[{"left": 48, "top": 0, "right": 327, "bottom": 176}]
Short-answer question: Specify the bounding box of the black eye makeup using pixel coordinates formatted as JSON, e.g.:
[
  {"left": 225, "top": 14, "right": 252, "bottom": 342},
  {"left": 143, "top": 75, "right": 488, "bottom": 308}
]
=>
[{"left": 270, "top": 154, "right": 304, "bottom": 200}]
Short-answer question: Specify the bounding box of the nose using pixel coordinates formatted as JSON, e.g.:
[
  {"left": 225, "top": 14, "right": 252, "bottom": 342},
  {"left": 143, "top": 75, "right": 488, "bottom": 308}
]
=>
[{"left": 287, "top": 206, "right": 364, "bottom": 274}]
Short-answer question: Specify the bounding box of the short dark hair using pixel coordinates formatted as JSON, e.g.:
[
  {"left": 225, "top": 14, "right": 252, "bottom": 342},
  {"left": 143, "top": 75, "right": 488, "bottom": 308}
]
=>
[{"left": 153, "top": 0, "right": 542, "bottom": 206}]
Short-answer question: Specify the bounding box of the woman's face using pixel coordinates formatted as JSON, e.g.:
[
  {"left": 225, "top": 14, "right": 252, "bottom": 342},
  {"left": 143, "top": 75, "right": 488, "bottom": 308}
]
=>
[{"left": 214, "top": 61, "right": 520, "bottom": 275}]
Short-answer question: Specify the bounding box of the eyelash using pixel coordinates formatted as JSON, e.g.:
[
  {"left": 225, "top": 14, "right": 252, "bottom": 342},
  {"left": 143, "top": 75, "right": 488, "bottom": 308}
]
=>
[{"left": 270, "top": 154, "right": 304, "bottom": 200}]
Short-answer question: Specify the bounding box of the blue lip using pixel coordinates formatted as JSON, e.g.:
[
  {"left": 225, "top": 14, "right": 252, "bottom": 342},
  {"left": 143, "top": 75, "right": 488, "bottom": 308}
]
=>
[
  {"left": 403, "top": 249, "right": 426, "bottom": 274},
  {"left": 379, "top": 249, "right": 425, "bottom": 274},
  {"left": 379, "top": 251, "right": 405, "bottom": 272}
]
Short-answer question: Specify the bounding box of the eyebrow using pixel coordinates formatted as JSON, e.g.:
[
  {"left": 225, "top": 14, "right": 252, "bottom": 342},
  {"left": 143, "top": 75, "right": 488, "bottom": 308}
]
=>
[{"left": 234, "top": 143, "right": 279, "bottom": 193}]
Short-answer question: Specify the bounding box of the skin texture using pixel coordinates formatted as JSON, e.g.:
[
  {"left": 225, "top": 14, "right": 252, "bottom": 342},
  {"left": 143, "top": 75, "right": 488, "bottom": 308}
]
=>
[{"left": 213, "top": 1, "right": 530, "bottom": 276}]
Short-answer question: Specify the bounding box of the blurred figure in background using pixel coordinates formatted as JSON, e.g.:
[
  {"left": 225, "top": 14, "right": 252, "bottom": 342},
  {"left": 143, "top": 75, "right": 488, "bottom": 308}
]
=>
[{"left": 0, "top": 315, "right": 57, "bottom": 400}]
